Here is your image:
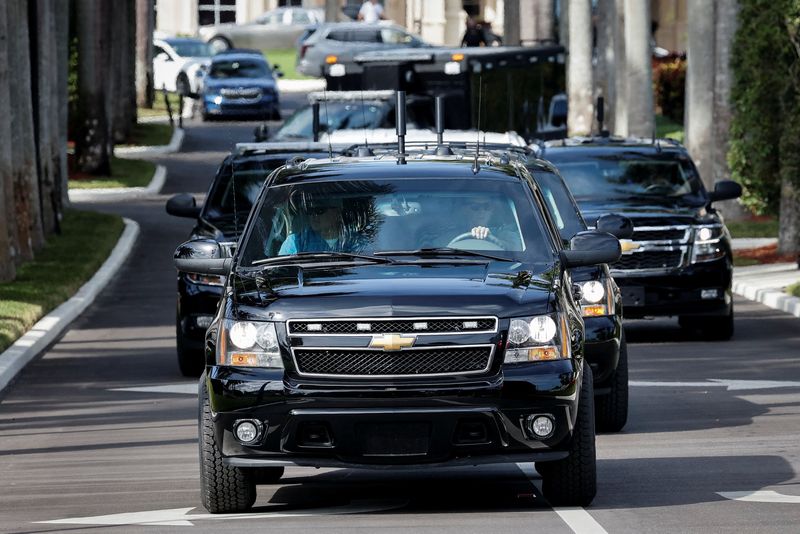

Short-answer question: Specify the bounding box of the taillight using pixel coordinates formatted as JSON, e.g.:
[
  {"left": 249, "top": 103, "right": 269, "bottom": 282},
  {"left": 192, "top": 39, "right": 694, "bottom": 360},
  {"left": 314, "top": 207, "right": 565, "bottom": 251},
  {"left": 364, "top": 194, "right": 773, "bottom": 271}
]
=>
[{"left": 300, "top": 44, "right": 311, "bottom": 59}]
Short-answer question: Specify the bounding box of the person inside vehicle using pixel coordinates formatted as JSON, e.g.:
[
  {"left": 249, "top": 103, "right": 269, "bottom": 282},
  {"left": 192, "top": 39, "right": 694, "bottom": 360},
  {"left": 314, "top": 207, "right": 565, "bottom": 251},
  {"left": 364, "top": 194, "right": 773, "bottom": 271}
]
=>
[
  {"left": 357, "top": 0, "right": 385, "bottom": 23},
  {"left": 417, "top": 195, "right": 519, "bottom": 250},
  {"left": 279, "top": 198, "right": 347, "bottom": 255},
  {"left": 460, "top": 196, "right": 518, "bottom": 248}
]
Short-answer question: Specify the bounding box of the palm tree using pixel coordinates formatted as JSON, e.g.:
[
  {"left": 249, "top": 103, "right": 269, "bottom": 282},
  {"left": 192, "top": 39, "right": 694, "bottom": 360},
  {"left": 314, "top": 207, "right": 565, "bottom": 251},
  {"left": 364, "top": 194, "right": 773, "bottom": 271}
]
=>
[
  {"left": 567, "top": 0, "right": 593, "bottom": 135},
  {"left": 136, "top": 0, "right": 154, "bottom": 108},
  {"left": 685, "top": 0, "right": 716, "bottom": 190},
  {"left": 0, "top": 0, "right": 16, "bottom": 280},
  {"left": 623, "top": 0, "right": 653, "bottom": 137}
]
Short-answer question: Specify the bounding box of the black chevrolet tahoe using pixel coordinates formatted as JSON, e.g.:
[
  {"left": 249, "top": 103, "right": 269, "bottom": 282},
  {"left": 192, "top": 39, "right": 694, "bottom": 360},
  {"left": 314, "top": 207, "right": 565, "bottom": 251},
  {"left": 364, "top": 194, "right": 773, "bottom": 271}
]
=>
[
  {"left": 543, "top": 137, "right": 742, "bottom": 340},
  {"left": 174, "top": 152, "right": 621, "bottom": 512}
]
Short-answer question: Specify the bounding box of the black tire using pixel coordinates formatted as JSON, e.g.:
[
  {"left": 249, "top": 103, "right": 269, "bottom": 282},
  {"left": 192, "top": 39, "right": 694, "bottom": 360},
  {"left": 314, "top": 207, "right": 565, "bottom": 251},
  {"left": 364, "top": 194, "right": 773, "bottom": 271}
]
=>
[
  {"left": 176, "top": 312, "right": 204, "bottom": 377},
  {"left": 595, "top": 331, "right": 629, "bottom": 433},
  {"left": 538, "top": 364, "right": 597, "bottom": 507},
  {"left": 199, "top": 377, "right": 256, "bottom": 513},
  {"left": 208, "top": 36, "right": 232, "bottom": 54}
]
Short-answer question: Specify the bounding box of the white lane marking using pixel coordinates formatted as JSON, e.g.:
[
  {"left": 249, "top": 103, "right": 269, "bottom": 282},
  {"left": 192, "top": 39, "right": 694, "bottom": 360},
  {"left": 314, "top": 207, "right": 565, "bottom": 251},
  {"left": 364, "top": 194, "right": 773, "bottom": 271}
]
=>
[
  {"left": 110, "top": 384, "right": 198, "bottom": 395},
  {"left": 631, "top": 379, "right": 800, "bottom": 391},
  {"left": 553, "top": 507, "right": 609, "bottom": 534},
  {"left": 718, "top": 490, "right": 800, "bottom": 504},
  {"left": 36, "top": 500, "right": 407, "bottom": 527},
  {"left": 516, "top": 463, "right": 608, "bottom": 534}
]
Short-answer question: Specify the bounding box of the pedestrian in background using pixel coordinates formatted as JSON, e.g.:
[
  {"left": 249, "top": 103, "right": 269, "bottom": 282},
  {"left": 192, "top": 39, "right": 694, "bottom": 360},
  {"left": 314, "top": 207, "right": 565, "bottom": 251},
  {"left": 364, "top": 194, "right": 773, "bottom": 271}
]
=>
[
  {"left": 357, "top": 0, "right": 385, "bottom": 23},
  {"left": 461, "top": 16, "right": 487, "bottom": 47}
]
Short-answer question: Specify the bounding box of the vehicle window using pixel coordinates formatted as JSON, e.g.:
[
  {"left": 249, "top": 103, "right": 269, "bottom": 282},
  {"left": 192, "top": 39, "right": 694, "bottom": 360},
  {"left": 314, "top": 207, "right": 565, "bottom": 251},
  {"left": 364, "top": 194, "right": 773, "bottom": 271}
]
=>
[
  {"left": 153, "top": 45, "right": 168, "bottom": 58},
  {"left": 532, "top": 170, "right": 587, "bottom": 243},
  {"left": 258, "top": 9, "right": 284, "bottom": 24},
  {"left": 327, "top": 30, "right": 350, "bottom": 41},
  {"left": 349, "top": 29, "right": 381, "bottom": 43},
  {"left": 209, "top": 59, "right": 271, "bottom": 79},
  {"left": 273, "top": 102, "right": 388, "bottom": 140},
  {"left": 550, "top": 155, "right": 705, "bottom": 202},
  {"left": 291, "top": 10, "right": 311, "bottom": 24},
  {"left": 204, "top": 159, "right": 286, "bottom": 221},
  {"left": 240, "top": 178, "right": 553, "bottom": 264},
  {"left": 380, "top": 28, "right": 413, "bottom": 44},
  {"left": 168, "top": 41, "right": 212, "bottom": 57}
]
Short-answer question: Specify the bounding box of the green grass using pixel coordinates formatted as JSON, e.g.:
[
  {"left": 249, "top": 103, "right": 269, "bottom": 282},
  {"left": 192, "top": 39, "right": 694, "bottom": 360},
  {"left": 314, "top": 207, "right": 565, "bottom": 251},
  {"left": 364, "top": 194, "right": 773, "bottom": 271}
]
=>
[
  {"left": 787, "top": 281, "right": 800, "bottom": 298},
  {"left": 726, "top": 217, "right": 779, "bottom": 238},
  {"left": 261, "top": 48, "right": 313, "bottom": 80},
  {"left": 119, "top": 122, "right": 173, "bottom": 148},
  {"left": 0, "top": 210, "right": 124, "bottom": 353},
  {"left": 655, "top": 114, "right": 684, "bottom": 143},
  {"left": 138, "top": 91, "right": 183, "bottom": 118},
  {"left": 68, "top": 156, "right": 156, "bottom": 189}
]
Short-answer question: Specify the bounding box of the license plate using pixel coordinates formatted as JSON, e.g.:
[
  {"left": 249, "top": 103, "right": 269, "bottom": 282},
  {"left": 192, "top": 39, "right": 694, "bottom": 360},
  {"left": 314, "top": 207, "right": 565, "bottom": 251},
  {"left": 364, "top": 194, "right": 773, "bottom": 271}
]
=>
[
  {"left": 621, "top": 286, "right": 645, "bottom": 307},
  {"left": 358, "top": 422, "right": 430, "bottom": 457}
]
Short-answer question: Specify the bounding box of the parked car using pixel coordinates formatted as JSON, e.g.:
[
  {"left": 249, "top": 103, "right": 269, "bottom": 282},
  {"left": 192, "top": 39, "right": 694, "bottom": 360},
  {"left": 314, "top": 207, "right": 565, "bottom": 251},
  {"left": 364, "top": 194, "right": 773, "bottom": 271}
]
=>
[
  {"left": 297, "top": 22, "right": 430, "bottom": 78},
  {"left": 166, "top": 142, "right": 337, "bottom": 376},
  {"left": 200, "top": 50, "right": 282, "bottom": 121},
  {"left": 269, "top": 90, "right": 434, "bottom": 141},
  {"left": 199, "top": 7, "right": 324, "bottom": 53},
  {"left": 542, "top": 136, "right": 742, "bottom": 339},
  {"left": 153, "top": 37, "right": 212, "bottom": 95}
]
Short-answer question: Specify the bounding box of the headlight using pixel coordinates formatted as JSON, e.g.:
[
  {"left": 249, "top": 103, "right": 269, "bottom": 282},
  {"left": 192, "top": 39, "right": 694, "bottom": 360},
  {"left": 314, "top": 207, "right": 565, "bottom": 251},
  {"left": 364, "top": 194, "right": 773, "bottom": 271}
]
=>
[
  {"left": 504, "top": 314, "right": 571, "bottom": 364},
  {"left": 219, "top": 320, "right": 284, "bottom": 368},
  {"left": 691, "top": 224, "right": 725, "bottom": 263},
  {"left": 579, "top": 279, "right": 614, "bottom": 317}
]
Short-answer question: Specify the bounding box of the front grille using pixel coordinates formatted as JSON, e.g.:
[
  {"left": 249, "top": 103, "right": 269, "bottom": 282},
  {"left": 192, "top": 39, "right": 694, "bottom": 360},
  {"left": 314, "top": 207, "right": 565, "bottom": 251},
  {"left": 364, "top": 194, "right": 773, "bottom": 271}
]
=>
[
  {"left": 294, "top": 346, "right": 493, "bottom": 377},
  {"left": 613, "top": 250, "right": 683, "bottom": 270},
  {"left": 632, "top": 228, "right": 688, "bottom": 241},
  {"left": 289, "top": 317, "right": 496, "bottom": 335},
  {"left": 220, "top": 88, "right": 261, "bottom": 99}
]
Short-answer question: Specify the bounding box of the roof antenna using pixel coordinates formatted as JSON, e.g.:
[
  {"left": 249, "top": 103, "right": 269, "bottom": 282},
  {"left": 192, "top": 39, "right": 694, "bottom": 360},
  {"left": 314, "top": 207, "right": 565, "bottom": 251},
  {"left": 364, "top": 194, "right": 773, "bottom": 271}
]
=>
[
  {"left": 652, "top": 127, "right": 662, "bottom": 152},
  {"left": 322, "top": 88, "right": 333, "bottom": 159},
  {"left": 396, "top": 90, "right": 407, "bottom": 165},
  {"left": 435, "top": 95, "right": 453, "bottom": 156},
  {"left": 472, "top": 75, "right": 483, "bottom": 174},
  {"left": 357, "top": 88, "right": 374, "bottom": 157},
  {"left": 312, "top": 101, "right": 320, "bottom": 142}
]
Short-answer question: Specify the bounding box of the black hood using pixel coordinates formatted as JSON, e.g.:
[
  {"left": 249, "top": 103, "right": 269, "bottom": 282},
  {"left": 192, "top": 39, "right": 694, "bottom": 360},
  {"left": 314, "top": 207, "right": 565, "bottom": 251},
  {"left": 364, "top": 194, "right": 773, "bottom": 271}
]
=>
[
  {"left": 577, "top": 197, "right": 711, "bottom": 227},
  {"left": 230, "top": 263, "right": 558, "bottom": 320}
]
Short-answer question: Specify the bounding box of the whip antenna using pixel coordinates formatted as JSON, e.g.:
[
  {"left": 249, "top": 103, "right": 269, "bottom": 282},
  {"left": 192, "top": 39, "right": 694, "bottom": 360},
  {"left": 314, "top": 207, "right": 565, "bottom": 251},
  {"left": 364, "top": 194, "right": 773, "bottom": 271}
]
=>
[
  {"left": 435, "top": 95, "right": 453, "bottom": 155},
  {"left": 322, "top": 88, "right": 333, "bottom": 159},
  {"left": 396, "top": 90, "right": 407, "bottom": 165},
  {"left": 357, "top": 88, "right": 374, "bottom": 156},
  {"left": 473, "top": 76, "right": 483, "bottom": 174}
]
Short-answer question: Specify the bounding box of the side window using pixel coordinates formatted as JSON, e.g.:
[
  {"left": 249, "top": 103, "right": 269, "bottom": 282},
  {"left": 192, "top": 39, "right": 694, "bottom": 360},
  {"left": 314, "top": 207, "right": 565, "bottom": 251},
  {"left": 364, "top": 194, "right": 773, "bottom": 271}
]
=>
[
  {"left": 154, "top": 45, "right": 168, "bottom": 58},
  {"left": 350, "top": 29, "right": 380, "bottom": 43},
  {"left": 327, "top": 30, "right": 350, "bottom": 42},
  {"left": 291, "top": 10, "right": 311, "bottom": 24},
  {"left": 380, "top": 29, "right": 412, "bottom": 44}
]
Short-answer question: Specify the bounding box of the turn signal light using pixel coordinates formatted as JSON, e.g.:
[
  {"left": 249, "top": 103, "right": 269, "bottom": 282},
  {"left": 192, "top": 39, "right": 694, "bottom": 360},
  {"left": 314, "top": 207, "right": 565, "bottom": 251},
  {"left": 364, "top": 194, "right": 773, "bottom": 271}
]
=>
[
  {"left": 451, "top": 53, "right": 465, "bottom": 61},
  {"left": 581, "top": 304, "right": 608, "bottom": 317},
  {"left": 230, "top": 352, "right": 259, "bottom": 366},
  {"left": 325, "top": 55, "right": 338, "bottom": 64}
]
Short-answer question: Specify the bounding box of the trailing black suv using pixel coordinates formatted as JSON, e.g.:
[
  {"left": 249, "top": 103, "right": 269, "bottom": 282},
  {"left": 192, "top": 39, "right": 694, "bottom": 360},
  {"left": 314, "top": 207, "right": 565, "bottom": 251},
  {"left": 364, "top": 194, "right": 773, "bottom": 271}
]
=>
[
  {"left": 166, "top": 142, "right": 335, "bottom": 376},
  {"left": 543, "top": 137, "right": 742, "bottom": 339},
  {"left": 174, "top": 151, "right": 621, "bottom": 512}
]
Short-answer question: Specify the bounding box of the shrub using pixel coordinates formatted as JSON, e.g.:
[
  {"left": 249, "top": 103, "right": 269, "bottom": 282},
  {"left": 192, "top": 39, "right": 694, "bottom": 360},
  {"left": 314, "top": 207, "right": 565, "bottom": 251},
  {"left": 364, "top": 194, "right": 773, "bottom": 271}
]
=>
[{"left": 653, "top": 56, "right": 686, "bottom": 123}]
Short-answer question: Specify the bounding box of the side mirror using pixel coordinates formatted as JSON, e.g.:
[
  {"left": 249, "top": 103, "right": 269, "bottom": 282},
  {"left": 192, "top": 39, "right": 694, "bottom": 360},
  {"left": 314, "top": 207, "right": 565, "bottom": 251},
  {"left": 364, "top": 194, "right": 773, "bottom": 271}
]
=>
[
  {"left": 708, "top": 180, "right": 742, "bottom": 203},
  {"left": 166, "top": 193, "right": 201, "bottom": 218},
  {"left": 253, "top": 124, "right": 269, "bottom": 141},
  {"left": 174, "top": 239, "right": 233, "bottom": 275},
  {"left": 595, "top": 213, "right": 634, "bottom": 240},
  {"left": 560, "top": 231, "right": 621, "bottom": 268}
]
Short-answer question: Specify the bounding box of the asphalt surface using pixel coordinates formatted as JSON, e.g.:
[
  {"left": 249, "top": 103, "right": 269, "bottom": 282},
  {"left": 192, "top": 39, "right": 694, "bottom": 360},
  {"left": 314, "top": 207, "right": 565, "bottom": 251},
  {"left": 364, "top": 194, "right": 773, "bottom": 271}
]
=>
[{"left": 2, "top": 97, "right": 800, "bottom": 533}]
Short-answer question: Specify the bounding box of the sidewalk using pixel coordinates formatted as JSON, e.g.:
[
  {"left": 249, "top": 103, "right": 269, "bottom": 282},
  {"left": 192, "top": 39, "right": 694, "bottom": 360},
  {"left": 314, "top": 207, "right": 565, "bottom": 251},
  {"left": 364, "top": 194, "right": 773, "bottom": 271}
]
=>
[{"left": 733, "top": 262, "right": 800, "bottom": 318}]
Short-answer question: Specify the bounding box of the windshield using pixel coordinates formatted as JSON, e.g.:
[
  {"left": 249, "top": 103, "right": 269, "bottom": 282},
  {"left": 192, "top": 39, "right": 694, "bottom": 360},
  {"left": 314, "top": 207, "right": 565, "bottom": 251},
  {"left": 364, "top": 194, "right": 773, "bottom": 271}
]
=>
[
  {"left": 273, "top": 102, "right": 389, "bottom": 140},
  {"left": 549, "top": 154, "right": 705, "bottom": 202},
  {"left": 209, "top": 59, "right": 271, "bottom": 79},
  {"left": 239, "top": 178, "right": 555, "bottom": 266},
  {"left": 531, "top": 170, "right": 586, "bottom": 244},
  {"left": 169, "top": 41, "right": 212, "bottom": 57},
  {"left": 204, "top": 159, "right": 286, "bottom": 220}
]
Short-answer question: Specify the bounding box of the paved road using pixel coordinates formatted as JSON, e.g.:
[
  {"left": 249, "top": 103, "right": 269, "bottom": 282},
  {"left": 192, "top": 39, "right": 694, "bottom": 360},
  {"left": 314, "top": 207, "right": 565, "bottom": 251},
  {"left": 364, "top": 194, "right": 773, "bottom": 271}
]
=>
[{"left": 2, "top": 110, "right": 800, "bottom": 533}]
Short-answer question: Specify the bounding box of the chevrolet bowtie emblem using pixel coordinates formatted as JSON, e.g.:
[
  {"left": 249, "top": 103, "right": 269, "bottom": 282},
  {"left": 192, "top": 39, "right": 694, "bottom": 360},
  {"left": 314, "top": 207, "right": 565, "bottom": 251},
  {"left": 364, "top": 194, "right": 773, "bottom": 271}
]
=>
[
  {"left": 620, "top": 240, "right": 641, "bottom": 253},
  {"left": 370, "top": 333, "right": 416, "bottom": 351}
]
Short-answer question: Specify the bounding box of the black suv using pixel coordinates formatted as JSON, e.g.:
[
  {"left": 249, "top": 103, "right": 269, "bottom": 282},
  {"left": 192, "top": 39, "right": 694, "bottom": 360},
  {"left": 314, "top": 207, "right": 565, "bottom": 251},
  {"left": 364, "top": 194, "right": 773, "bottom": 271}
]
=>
[
  {"left": 166, "top": 143, "right": 335, "bottom": 376},
  {"left": 175, "top": 151, "right": 621, "bottom": 512},
  {"left": 543, "top": 137, "right": 742, "bottom": 339}
]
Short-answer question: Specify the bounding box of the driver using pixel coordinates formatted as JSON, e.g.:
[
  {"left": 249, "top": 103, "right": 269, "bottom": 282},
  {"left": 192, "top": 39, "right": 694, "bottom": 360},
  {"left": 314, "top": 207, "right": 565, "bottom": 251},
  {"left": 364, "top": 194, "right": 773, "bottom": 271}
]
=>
[
  {"left": 457, "top": 197, "right": 517, "bottom": 248},
  {"left": 279, "top": 198, "right": 347, "bottom": 255}
]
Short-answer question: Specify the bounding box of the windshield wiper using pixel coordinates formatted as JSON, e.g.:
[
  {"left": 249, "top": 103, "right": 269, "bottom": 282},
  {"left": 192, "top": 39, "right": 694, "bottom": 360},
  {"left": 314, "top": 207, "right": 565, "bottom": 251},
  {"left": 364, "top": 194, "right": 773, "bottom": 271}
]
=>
[
  {"left": 374, "top": 247, "right": 513, "bottom": 262},
  {"left": 252, "top": 252, "right": 395, "bottom": 266}
]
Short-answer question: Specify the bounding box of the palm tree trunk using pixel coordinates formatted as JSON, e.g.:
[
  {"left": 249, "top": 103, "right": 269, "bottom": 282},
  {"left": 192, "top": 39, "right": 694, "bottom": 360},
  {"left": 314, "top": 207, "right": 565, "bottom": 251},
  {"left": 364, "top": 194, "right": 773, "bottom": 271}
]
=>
[
  {"left": 623, "top": 0, "right": 653, "bottom": 137},
  {"left": 0, "top": 2, "right": 16, "bottom": 280},
  {"left": 685, "top": 0, "right": 716, "bottom": 190},
  {"left": 75, "top": 0, "right": 112, "bottom": 176},
  {"left": 612, "top": 0, "right": 626, "bottom": 135},
  {"left": 135, "top": 0, "right": 154, "bottom": 108},
  {"left": 55, "top": 0, "right": 70, "bottom": 208},
  {"left": 7, "top": 0, "right": 44, "bottom": 259},
  {"left": 595, "top": 0, "right": 616, "bottom": 132},
  {"left": 567, "top": 0, "right": 593, "bottom": 135},
  {"left": 504, "top": 0, "right": 520, "bottom": 46}
]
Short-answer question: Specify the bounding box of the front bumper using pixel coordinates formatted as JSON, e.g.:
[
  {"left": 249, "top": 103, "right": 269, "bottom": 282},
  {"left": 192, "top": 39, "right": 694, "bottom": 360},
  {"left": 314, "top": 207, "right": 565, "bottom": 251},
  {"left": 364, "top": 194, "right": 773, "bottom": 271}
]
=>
[
  {"left": 206, "top": 360, "right": 582, "bottom": 468},
  {"left": 614, "top": 257, "right": 733, "bottom": 318},
  {"left": 203, "top": 93, "right": 279, "bottom": 118}
]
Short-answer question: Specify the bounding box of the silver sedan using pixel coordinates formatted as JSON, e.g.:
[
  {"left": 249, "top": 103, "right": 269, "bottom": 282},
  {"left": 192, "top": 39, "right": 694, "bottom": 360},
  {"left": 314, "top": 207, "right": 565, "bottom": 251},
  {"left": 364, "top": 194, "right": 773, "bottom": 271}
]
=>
[{"left": 198, "top": 7, "right": 324, "bottom": 53}]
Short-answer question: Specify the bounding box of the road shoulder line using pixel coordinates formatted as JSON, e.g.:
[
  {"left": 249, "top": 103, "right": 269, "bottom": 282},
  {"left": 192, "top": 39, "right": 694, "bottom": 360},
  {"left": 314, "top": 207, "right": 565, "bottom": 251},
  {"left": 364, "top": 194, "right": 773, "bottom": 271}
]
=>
[{"left": 0, "top": 218, "right": 140, "bottom": 393}]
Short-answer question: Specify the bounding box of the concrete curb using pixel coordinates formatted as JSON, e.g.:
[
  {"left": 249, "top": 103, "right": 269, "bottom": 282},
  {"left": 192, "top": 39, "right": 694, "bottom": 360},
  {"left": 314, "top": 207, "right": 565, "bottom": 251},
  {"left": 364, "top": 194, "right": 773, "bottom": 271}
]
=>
[
  {"left": 68, "top": 165, "right": 167, "bottom": 203},
  {"left": 733, "top": 262, "right": 800, "bottom": 319},
  {"left": 0, "top": 218, "right": 140, "bottom": 394},
  {"left": 116, "top": 127, "right": 184, "bottom": 158}
]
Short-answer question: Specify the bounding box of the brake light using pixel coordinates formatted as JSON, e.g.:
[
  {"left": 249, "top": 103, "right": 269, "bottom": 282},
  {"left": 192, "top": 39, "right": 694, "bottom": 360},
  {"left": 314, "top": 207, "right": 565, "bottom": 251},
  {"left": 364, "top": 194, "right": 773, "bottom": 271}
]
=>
[{"left": 300, "top": 44, "right": 311, "bottom": 59}]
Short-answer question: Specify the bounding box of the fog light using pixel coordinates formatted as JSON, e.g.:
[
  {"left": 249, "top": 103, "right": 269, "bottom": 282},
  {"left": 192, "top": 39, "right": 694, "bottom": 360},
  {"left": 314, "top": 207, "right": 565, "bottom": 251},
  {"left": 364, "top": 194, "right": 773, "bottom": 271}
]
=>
[
  {"left": 701, "top": 289, "right": 719, "bottom": 299},
  {"left": 233, "top": 419, "right": 262, "bottom": 444},
  {"left": 525, "top": 414, "right": 554, "bottom": 439}
]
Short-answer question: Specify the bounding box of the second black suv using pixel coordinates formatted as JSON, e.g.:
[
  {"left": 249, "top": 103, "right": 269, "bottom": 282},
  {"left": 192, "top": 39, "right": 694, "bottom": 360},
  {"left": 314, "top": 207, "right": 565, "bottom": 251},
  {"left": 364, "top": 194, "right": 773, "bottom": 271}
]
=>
[
  {"left": 543, "top": 137, "right": 742, "bottom": 339},
  {"left": 175, "top": 151, "right": 621, "bottom": 512}
]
